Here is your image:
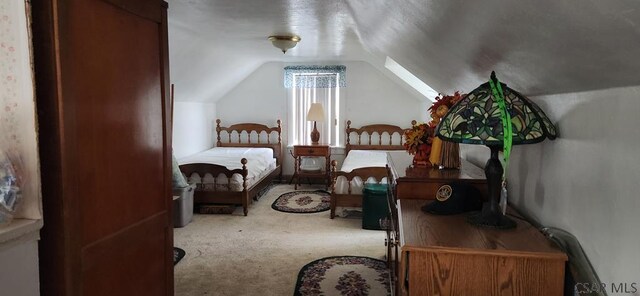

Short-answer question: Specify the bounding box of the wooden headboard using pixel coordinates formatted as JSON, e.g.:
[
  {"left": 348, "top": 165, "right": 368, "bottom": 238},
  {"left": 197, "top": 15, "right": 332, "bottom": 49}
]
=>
[
  {"left": 215, "top": 119, "right": 283, "bottom": 166},
  {"left": 345, "top": 120, "right": 412, "bottom": 155}
]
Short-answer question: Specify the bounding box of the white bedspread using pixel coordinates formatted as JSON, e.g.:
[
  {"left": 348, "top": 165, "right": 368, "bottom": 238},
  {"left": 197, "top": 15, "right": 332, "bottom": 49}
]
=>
[
  {"left": 334, "top": 150, "right": 411, "bottom": 195},
  {"left": 333, "top": 150, "right": 411, "bottom": 217},
  {"left": 179, "top": 147, "right": 276, "bottom": 191}
]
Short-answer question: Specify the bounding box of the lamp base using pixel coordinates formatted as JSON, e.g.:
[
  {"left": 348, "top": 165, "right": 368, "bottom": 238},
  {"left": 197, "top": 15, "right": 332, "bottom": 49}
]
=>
[
  {"left": 310, "top": 121, "right": 320, "bottom": 144},
  {"left": 467, "top": 145, "right": 516, "bottom": 230},
  {"left": 466, "top": 203, "right": 516, "bottom": 229}
]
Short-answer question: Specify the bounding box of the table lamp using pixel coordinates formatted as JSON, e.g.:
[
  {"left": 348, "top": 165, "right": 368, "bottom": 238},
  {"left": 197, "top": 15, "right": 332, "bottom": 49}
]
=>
[
  {"left": 306, "top": 103, "right": 325, "bottom": 145},
  {"left": 435, "top": 72, "right": 557, "bottom": 229}
]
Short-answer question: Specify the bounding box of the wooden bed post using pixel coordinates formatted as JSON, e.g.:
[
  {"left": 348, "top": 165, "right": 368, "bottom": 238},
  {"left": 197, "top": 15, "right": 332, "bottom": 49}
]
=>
[
  {"left": 277, "top": 119, "right": 282, "bottom": 182},
  {"left": 216, "top": 119, "right": 222, "bottom": 146},
  {"left": 241, "top": 158, "right": 248, "bottom": 216},
  {"left": 346, "top": 120, "right": 352, "bottom": 149},
  {"left": 330, "top": 160, "right": 338, "bottom": 219}
]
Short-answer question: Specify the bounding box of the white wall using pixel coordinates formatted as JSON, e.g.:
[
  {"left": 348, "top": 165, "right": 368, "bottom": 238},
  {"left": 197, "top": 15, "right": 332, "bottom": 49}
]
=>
[
  {"left": 0, "top": 238, "right": 40, "bottom": 296},
  {"left": 0, "top": 1, "right": 41, "bottom": 295},
  {"left": 172, "top": 101, "right": 217, "bottom": 158},
  {"left": 0, "top": 0, "right": 41, "bottom": 220},
  {"left": 216, "top": 61, "right": 429, "bottom": 175},
  {"left": 463, "top": 85, "right": 640, "bottom": 286}
]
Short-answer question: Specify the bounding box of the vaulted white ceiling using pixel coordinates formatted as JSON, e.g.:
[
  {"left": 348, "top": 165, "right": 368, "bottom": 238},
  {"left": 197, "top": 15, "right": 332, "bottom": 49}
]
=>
[{"left": 168, "top": 0, "right": 640, "bottom": 102}]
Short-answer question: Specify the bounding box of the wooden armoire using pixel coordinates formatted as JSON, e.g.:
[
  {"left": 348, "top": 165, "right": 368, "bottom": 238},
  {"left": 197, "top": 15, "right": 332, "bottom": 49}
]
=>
[{"left": 32, "top": 0, "right": 174, "bottom": 295}]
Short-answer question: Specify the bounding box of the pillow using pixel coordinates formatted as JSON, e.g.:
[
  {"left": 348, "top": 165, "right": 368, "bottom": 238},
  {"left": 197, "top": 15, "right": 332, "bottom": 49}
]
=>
[{"left": 172, "top": 154, "right": 189, "bottom": 189}]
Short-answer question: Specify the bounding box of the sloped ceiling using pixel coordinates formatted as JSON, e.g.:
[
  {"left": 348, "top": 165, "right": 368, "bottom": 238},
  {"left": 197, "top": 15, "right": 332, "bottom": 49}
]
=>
[{"left": 168, "top": 0, "right": 640, "bottom": 102}]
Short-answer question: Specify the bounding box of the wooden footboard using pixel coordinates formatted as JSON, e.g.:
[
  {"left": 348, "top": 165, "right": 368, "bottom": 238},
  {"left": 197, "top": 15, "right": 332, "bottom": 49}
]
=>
[
  {"left": 180, "top": 161, "right": 281, "bottom": 216},
  {"left": 330, "top": 160, "right": 389, "bottom": 219},
  {"left": 180, "top": 159, "right": 251, "bottom": 216}
]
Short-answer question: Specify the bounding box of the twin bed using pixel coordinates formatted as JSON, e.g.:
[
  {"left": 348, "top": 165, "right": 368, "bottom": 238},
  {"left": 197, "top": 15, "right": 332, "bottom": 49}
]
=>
[
  {"left": 179, "top": 118, "right": 411, "bottom": 217},
  {"left": 179, "top": 120, "right": 282, "bottom": 216},
  {"left": 330, "top": 120, "right": 412, "bottom": 218}
]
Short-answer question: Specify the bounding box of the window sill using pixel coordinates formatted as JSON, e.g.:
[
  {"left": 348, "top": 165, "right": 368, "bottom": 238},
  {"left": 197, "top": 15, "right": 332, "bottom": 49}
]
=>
[
  {"left": 0, "top": 219, "right": 43, "bottom": 252},
  {"left": 285, "top": 145, "right": 345, "bottom": 149}
]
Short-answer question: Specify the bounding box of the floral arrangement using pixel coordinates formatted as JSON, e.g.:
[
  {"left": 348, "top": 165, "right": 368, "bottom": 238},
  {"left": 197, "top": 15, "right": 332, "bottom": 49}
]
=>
[
  {"left": 403, "top": 122, "right": 433, "bottom": 156},
  {"left": 427, "top": 91, "right": 464, "bottom": 128},
  {"left": 403, "top": 92, "right": 464, "bottom": 166}
]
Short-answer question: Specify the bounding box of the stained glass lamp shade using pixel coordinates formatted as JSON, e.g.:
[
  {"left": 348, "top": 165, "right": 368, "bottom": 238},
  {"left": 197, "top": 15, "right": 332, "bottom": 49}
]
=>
[{"left": 435, "top": 72, "right": 557, "bottom": 228}]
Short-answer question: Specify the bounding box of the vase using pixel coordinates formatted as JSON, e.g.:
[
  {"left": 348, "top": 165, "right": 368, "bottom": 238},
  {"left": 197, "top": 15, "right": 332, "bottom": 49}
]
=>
[
  {"left": 412, "top": 144, "right": 431, "bottom": 167},
  {"left": 429, "top": 137, "right": 443, "bottom": 166}
]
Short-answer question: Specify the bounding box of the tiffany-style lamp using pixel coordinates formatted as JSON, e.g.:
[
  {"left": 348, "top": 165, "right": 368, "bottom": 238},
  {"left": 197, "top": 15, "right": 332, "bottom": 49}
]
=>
[{"left": 435, "top": 72, "right": 557, "bottom": 229}]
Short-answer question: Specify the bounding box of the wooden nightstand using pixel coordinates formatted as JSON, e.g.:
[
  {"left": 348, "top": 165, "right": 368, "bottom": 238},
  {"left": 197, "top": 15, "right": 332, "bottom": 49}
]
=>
[{"left": 291, "top": 144, "right": 331, "bottom": 189}]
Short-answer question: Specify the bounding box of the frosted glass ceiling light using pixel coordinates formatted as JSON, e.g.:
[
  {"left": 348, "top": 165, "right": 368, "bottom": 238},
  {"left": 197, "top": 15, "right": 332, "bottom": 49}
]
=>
[{"left": 268, "top": 35, "right": 301, "bottom": 54}]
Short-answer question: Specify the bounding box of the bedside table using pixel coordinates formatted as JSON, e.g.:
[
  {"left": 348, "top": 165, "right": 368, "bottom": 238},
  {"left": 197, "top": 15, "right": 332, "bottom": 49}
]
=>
[{"left": 291, "top": 144, "right": 331, "bottom": 189}]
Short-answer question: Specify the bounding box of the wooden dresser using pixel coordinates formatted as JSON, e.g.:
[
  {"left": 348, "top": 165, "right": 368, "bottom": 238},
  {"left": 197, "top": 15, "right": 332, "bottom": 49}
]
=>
[
  {"left": 395, "top": 200, "right": 567, "bottom": 295},
  {"left": 387, "top": 153, "right": 488, "bottom": 200},
  {"left": 385, "top": 156, "right": 567, "bottom": 295}
]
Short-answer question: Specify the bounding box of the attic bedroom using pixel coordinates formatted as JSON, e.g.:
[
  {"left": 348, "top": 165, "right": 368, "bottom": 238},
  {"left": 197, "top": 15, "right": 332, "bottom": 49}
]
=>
[
  {"left": 167, "top": 0, "right": 640, "bottom": 294},
  {"left": 1, "top": 0, "right": 639, "bottom": 295}
]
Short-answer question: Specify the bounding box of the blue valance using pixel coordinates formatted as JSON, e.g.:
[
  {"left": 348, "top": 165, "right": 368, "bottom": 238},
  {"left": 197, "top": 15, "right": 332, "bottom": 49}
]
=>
[{"left": 284, "top": 65, "right": 346, "bottom": 88}]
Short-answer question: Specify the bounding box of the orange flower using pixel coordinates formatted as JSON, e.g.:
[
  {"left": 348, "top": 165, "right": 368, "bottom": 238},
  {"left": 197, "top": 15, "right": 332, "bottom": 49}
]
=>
[
  {"left": 403, "top": 122, "right": 434, "bottom": 155},
  {"left": 428, "top": 91, "right": 464, "bottom": 128}
]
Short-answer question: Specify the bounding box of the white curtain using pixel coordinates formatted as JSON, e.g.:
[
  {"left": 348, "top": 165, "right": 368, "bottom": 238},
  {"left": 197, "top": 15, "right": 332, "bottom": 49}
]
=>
[{"left": 288, "top": 74, "right": 339, "bottom": 146}]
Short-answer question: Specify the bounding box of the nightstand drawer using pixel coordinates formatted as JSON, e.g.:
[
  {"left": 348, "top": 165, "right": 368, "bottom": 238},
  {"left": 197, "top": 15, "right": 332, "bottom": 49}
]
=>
[{"left": 294, "top": 145, "right": 330, "bottom": 156}]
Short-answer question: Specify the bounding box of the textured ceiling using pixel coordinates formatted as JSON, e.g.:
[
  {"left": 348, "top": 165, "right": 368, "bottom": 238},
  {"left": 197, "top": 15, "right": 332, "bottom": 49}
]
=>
[{"left": 168, "top": 0, "right": 640, "bottom": 102}]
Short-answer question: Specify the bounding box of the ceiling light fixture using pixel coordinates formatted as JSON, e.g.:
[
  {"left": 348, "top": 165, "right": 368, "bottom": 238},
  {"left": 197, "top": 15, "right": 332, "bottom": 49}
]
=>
[{"left": 268, "top": 35, "right": 301, "bottom": 54}]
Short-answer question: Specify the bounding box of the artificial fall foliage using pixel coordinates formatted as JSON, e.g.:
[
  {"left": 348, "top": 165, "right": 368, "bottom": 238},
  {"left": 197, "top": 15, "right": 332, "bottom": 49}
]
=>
[
  {"left": 404, "top": 92, "right": 464, "bottom": 156},
  {"left": 403, "top": 122, "right": 433, "bottom": 155},
  {"left": 428, "top": 91, "right": 464, "bottom": 128}
]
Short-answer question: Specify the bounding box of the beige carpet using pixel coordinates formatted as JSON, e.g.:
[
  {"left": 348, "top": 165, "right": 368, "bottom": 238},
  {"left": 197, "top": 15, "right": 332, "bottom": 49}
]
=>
[{"left": 174, "top": 184, "right": 387, "bottom": 296}]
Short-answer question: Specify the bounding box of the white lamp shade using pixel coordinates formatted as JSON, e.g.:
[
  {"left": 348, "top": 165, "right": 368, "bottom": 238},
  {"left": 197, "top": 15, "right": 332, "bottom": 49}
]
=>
[{"left": 306, "top": 103, "right": 325, "bottom": 121}]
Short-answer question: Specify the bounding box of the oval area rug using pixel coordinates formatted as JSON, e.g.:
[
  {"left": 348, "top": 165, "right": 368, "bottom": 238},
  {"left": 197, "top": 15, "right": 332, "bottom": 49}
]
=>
[
  {"left": 294, "top": 256, "right": 390, "bottom": 296},
  {"left": 173, "top": 247, "right": 185, "bottom": 266},
  {"left": 271, "top": 190, "right": 331, "bottom": 213}
]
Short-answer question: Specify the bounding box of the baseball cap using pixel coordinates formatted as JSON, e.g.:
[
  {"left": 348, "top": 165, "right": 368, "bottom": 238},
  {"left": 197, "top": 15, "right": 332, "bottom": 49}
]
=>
[{"left": 421, "top": 183, "right": 483, "bottom": 215}]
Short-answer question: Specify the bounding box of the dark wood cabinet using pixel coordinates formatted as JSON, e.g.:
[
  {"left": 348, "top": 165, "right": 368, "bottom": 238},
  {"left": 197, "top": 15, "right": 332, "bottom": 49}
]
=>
[
  {"left": 32, "top": 0, "right": 173, "bottom": 295},
  {"left": 388, "top": 153, "right": 488, "bottom": 200}
]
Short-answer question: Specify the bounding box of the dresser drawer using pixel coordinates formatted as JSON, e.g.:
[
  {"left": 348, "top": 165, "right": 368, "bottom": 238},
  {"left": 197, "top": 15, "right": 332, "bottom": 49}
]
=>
[{"left": 294, "top": 145, "right": 330, "bottom": 156}]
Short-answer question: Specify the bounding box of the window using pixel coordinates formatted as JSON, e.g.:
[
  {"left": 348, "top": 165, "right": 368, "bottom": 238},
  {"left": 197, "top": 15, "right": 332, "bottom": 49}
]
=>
[{"left": 285, "top": 65, "right": 346, "bottom": 146}]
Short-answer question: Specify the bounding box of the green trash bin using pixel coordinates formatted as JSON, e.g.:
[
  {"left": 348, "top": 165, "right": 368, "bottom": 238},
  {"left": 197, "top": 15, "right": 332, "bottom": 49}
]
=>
[{"left": 362, "top": 183, "right": 389, "bottom": 230}]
